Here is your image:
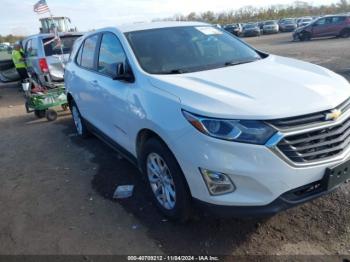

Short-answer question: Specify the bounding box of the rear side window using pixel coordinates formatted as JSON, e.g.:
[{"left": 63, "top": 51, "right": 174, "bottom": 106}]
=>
[
  {"left": 81, "top": 34, "right": 99, "bottom": 69},
  {"left": 332, "top": 16, "right": 346, "bottom": 24},
  {"left": 43, "top": 35, "right": 81, "bottom": 56},
  {"left": 97, "top": 32, "right": 126, "bottom": 77}
]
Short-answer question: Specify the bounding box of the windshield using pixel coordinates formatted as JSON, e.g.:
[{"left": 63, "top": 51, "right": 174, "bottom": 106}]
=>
[
  {"left": 265, "top": 21, "right": 275, "bottom": 25},
  {"left": 284, "top": 20, "right": 295, "bottom": 24},
  {"left": 125, "top": 26, "right": 261, "bottom": 74},
  {"left": 302, "top": 19, "right": 312, "bottom": 22},
  {"left": 43, "top": 35, "right": 81, "bottom": 56}
]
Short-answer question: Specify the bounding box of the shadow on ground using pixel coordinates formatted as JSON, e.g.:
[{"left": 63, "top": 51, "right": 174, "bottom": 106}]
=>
[{"left": 57, "top": 117, "right": 264, "bottom": 255}]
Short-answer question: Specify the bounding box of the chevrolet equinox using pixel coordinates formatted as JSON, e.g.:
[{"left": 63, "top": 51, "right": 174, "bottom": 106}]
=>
[{"left": 65, "top": 22, "right": 350, "bottom": 221}]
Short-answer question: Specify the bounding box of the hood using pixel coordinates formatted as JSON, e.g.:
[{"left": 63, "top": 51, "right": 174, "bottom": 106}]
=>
[{"left": 149, "top": 55, "right": 350, "bottom": 120}]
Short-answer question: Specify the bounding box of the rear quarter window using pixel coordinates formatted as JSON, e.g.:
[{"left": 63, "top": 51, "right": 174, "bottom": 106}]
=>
[{"left": 43, "top": 35, "right": 81, "bottom": 56}]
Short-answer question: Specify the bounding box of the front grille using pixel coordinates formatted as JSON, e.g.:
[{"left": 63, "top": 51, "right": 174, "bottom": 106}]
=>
[
  {"left": 277, "top": 114, "right": 350, "bottom": 163},
  {"left": 269, "top": 97, "right": 350, "bottom": 130},
  {"left": 268, "top": 97, "right": 350, "bottom": 164}
]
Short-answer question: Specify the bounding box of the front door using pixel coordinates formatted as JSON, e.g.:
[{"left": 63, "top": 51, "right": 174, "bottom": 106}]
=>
[
  {"left": 312, "top": 17, "right": 333, "bottom": 37},
  {"left": 94, "top": 32, "right": 134, "bottom": 152}
]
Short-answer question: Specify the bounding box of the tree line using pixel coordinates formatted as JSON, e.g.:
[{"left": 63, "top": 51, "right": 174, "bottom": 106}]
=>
[
  {"left": 0, "top": 34, "right": 24, "bottom": 44},
  {"left": 154, "top": 0, "right": 350, "bottom": 24}
]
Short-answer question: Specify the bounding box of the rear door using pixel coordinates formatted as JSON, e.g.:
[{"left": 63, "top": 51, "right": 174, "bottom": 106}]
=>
[
  {"left": 24, "top": 38, "right": 40, "bottom": 77},
  {"left": 93, "top": 31, "right": 134, "bottom": 151},
  {"left": 72, "top": 33, "right": 101, "bottom": 126},
  {"left": 330, "top": 16, "right": 347, "bottom": 36}
]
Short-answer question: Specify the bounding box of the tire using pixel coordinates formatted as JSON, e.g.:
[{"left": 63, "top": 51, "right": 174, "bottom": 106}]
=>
[
  {"left": 46, "top": 109, "right": 58, "bottom": 121},
  {"left": 299, "top": 31, "right": 311, "bottom": 41},
  {"left": 34, "top": 110, "right": 46, "bottom": 118},
  {"left": 340, "top": 29, "right": 350, "bottom": 38},
  {"left": 71, "top": 100, "right": 90, "bottom": 138},
  {"left": 140, "top": 138, "right": 192, "bottom": 222}
]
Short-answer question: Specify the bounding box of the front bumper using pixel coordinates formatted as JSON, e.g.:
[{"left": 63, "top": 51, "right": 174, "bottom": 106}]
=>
[
  {"left": 263, "top": 28, "right": 278, "bottom": 34},
  {"left": 171, "top": 127, "right": 347, "bottom": 210},
  {"left": 281, "top": 27, "right": 296, "bottom": 32},
  {"left": 243, "top": 31, "right": 260, "bottom": 37},
  {"left": 194, "top": 179, "right": 336, "bottom": 217}
]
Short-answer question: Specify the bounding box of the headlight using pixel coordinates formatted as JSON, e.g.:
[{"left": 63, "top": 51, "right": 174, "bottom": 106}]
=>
[{"left": 182, "top": 110, "right": 276, "bottom": 145}]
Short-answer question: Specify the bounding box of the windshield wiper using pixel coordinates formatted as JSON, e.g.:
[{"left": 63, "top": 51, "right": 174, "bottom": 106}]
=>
[
  {"left": 224, "top": 58, "right": 260, "bottom": 67},
  {"left": 156, "top": 69, "right": 189, "bottom": 74}
]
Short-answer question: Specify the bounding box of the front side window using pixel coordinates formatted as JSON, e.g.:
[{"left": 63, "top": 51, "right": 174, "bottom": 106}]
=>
[
  {"left": 81, "top": 34, "right": 99, "bottom": 69},
  {"left": 316, "top": 18, "right": 326, "bottom": 25},
  {"left": 98, "top": 32, "right": 126, "bottom": 77},
  {"left": 126, "top": 26, "right": 261, "bottom": 74}
]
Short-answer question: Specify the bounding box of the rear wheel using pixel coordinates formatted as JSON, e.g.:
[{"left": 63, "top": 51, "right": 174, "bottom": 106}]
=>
[
  {"left": 71, "top": 101, "right": 90, "bottom": 138},
  {"left": 140, "top": 138, "right": 192, "bottom": 222},
  {"left": 340, "top": 29, "right": 350, "bottom": 38}
]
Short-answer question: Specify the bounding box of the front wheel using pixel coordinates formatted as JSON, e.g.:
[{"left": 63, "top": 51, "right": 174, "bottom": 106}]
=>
[
  {"left": 140, "top": 138, "right": 192, "bottom": 222},
  {"left": 299, "top": 31, "right": 311, "bottom": 41}
]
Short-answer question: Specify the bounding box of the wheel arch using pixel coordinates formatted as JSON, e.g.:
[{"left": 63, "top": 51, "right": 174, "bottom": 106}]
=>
[
  {"left": 135, "top": 128, "right": 193, "bottom": 197},
  {"left": 136, "top": 128, "right": 166, "bottom": 161}
]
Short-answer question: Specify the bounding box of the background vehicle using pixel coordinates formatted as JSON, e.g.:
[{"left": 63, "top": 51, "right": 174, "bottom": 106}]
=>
[
  {"left": 258, "top": 21, "right": 265, "bottom": 30},
  {"left": 293, "top": 14, "right": 350, "bottom": 41},
  {"left": 279, "top": 19, "right": 297, "bottom": 32},
  {"left": 263, "top": 20, "right": 279, "bottom": 34},
  {"left": 23, "top": 32, "right": 82, "bottom": 87},
  {"left": 242, "top": 23, "right": 261, "bottom": 37},
  {"left": 223, "top": 23, "right": 242, "bottom": 36},
  {"left": 297, "top": 17, "right": 313, "bottom": 27}
]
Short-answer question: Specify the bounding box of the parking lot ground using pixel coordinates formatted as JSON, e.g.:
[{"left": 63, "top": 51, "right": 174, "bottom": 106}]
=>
[{"left": 1, "top": 33, "right": 350, "bottom": 256}]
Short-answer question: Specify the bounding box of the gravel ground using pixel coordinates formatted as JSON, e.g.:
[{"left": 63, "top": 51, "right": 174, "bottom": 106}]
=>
[{"left": 1, "top": 33, "right": 350, "bottom": 258}]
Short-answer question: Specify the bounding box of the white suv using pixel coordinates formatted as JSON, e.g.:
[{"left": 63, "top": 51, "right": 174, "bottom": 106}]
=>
[{"left": 65, "top": 22, "right": 350, "bottom": 221}]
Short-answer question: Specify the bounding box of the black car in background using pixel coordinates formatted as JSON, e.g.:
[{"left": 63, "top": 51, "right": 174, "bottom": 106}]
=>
[{"left": 223, "top": 24, "right": 242, "bottom": 36}]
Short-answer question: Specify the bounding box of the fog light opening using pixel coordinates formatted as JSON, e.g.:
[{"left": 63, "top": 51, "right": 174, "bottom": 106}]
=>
[{"left": 200, "top": 168, "right": 236, "bottom": 195}]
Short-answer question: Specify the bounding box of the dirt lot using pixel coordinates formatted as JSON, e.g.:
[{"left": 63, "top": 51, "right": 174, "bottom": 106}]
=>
[{"left": 1, "top": 33, "right": 350, "bottom": 258}]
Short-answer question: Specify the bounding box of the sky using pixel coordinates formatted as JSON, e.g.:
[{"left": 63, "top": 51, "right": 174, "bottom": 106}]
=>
[{"left": 0, "top": 0, "right": 338, "bottom": 35}]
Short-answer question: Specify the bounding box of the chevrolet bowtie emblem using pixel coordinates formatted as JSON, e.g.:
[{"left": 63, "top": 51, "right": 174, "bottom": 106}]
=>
[{"left": 325, "top": 109, "right": 342, "bottom": 121}]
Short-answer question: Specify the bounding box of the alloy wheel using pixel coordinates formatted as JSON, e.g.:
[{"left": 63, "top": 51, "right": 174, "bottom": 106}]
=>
[{"left": 146, "top": 152, "right": 176, "bottom": 210}]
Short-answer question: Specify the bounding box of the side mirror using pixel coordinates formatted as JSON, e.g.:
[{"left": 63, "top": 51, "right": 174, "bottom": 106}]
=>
[{"left": 113, "top": 62, "right": 134, "bottom": 82}]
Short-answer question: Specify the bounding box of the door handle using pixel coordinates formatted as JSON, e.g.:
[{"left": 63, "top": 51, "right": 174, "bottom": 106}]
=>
[{"left": 91, "top": 80, "right": 99, "bottom": 87}]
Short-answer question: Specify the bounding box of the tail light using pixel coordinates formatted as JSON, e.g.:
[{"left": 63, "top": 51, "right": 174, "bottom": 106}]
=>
[{"left": 39, "top": 58, "right": 49, "bottom": 73}]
